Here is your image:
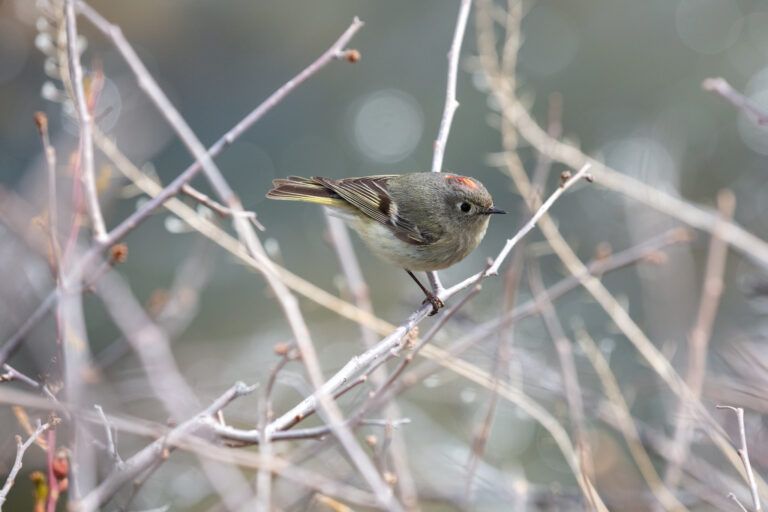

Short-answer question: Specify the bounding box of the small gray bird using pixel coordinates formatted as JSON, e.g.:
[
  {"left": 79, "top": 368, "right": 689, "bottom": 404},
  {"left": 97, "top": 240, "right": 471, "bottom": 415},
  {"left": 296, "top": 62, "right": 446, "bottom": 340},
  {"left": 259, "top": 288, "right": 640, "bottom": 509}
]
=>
[{"left": 267, "top": 172, "right": 505, "bottom": 314}]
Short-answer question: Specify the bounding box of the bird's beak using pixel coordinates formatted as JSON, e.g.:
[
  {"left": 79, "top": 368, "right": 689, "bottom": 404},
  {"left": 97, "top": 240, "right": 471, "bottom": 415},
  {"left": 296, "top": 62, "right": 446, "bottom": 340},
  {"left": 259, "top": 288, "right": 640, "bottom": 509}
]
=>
[{"left": 484, "top": 207, "right": 506, "bottom": 215}]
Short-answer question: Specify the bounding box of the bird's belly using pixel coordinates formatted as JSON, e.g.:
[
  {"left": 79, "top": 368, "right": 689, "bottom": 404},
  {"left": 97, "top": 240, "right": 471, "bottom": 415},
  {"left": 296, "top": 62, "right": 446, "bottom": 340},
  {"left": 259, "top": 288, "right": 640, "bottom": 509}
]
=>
[{"left": 348, "top": 216, "right": 487, "bottom": 272}]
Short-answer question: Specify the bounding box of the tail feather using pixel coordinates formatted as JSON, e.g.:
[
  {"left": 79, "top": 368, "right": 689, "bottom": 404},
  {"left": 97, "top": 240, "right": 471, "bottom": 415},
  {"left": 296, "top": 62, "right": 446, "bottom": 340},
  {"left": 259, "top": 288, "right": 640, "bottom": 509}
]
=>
[{"left": 266, "top": 176, "right": 342, "bottom": 206}]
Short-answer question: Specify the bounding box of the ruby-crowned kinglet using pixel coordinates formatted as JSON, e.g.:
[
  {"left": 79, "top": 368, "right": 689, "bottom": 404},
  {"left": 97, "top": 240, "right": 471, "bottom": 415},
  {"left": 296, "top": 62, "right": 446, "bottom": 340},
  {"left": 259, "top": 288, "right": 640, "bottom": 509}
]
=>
[{"left": 266, "top": 172, "right": 505, "bottom": 314}]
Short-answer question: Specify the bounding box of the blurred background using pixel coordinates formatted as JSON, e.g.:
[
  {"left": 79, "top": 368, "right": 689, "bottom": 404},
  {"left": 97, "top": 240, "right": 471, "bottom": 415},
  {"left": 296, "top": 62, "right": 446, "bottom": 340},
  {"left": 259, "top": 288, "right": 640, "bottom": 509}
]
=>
[{"left": 2, "top": 0, "right": 768, "bottom": 510}]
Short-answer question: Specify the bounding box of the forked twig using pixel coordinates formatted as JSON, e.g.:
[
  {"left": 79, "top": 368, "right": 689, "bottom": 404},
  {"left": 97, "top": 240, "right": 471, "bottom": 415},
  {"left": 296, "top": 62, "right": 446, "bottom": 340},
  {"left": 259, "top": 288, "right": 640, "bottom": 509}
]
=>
[
  {"left": 0, "top": 420, "right": 57, "bottom": 509},
  {"left": 716, "top": 405, "right": 762, "bottom": 512},
  {"left": 0, "top": 9, "right": 365, "bottom": 367},
  {"left": 266, "top": 169, "right": 591, "bottom": 436}
]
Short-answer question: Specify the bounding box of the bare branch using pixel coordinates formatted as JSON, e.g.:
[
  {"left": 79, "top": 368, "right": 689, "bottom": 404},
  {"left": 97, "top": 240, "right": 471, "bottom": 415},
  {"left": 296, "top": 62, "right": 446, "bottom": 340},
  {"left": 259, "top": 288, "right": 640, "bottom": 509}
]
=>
[
  {"left": 181, "top": 184, "right": 264, "bottom": 231},
  {"left": 703, "top": 77, "right": 768, "bottom": 126},
  {"left": 325, "top": 212, "right": 419, "bottom": 507},
  {"left": 445, "top": 164, "right": 592, "bottom": 294},
  {"left": 0, "top": 12, "right": 365, "bottom": 366},
  {"left": 475, "top": 3, "right": 768, "bottom": 494},
  {"left": 268, "top": 170, "right": 589, "bottom": 437},
  {"left": 728, "top": 492, "right": 751, "bottom": 512},
  {"left": 717, "top": 405, "right": 762, "bottom": 512},
  {"left": 34, "top": 111, "right": 62, "bottom": 272},
  {"left": 666, "top": 190, "right": 735, "bottom": 488},
  {"left": 64, "top": 0, "right": 107, "bottom": 242},
  {"left": 77, "top": 3, "right": 392, "bottom": 506},
  {"left": 528, "top": 261, "right": 595, "bottom": 509},
  {"left": 576, "top": 328, "right": 686, "bottom": 512},
  {"left": 464, "top": 250, "right": 523, "bottom": 499},
  {"left": 94, "top": 404, "right": 122, "bottom": 467},
  {"left": 0, "top": 420, "right": 57, "bottom": 509},
  {"left": 427, "top": 0, "right": 473, "bottom": 298},
  {"left": 87, "top": 8, "right": 360, "bottom": 237},
  {"left": 431, "top": 0, "right": 472, "bottom": 173},
  {"left": 76, "top": 381, "right": 255, "bottom": 512}
]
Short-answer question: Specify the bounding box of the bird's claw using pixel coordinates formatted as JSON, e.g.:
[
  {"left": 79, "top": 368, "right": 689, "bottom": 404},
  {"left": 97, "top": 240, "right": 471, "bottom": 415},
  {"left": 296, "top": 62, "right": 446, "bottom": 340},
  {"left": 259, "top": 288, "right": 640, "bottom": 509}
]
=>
[{"left": 422, "top": 294, "right": 444, "bottom": 316}]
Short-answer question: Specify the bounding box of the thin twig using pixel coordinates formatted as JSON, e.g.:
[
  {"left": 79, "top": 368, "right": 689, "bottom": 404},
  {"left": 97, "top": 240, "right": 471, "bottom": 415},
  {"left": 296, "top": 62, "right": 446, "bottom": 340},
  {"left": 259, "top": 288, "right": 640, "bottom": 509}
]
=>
[
  {"left": 267, "top": 170, "right": 590, "bottom": 436},
  {"left": 92, "top": 265, "right": 258, "bottom": 510},
  {"left": 431, "top": 0, "right": 472, "bottom": 173},
  {"left": 576, "top": 328, "right": 687, "bottom": 512},
  {"left": 181, "top": 184, "right": 265, "bottom": 231},
  {"left": 34, "top": 112, "right": 62, "bottom": 272},
  {"left": 427, "top": 0, "right": 473, "bottom": 297},
  {"left": 464, "top": 253, "right": 522, "bottom": 500},
  {"left": 45, "top": 430, "right": 60, "bottom": 512},
  {"left": 256, "top": 348, "right": 299, "bottom": 512},
  {"left": 485, "top": 95, "right": 768, "bottom": 270},
  {"left": 703, "top": 77, "right": 768, "bottom": 126},
  {"left": 528, "top": 260, "right": 596, "bottom": 510},
  {"left": 381, "top": 332, "right": 610, "bottom": 512},
  {"left": 728, "top": 492, "right": 751, "bottom": 512},
  {"left": 475, "top": 4, "right": 768, "bottom": 496},
  {"left": 0, "top": 12, "right": 365, "bottom": 367},
  {"left": 666, "top": 190, "right": 735, "bottom": 488},
  {"left": 64, "top": 0, "right": 107, "bottom": 242},
  {"left": 77, "top": 2, "right": 363, "bottom": 252},
  {"left": 94, "top": 404, "right": 123, "bottom": 467},
  {"left": 325, "top": 212, "right": 419, "bottom": 508},
  {"left": 716, "top": 405, "right": 762, "bottom": 512},
  {"left": 0, "top": 420, "right": 56, "bottom": 510},
  {"left": 78, "top": 4, "right": 392, "bottom": 507},
  {"left": 77, "top": 381, "right": 256, "bottom": 512},
  {"left": 444, "top": 164, "right": 592, "bottom": 294},
  {"left": 1, "top": 364, "right": 42, "bottom": 389}
]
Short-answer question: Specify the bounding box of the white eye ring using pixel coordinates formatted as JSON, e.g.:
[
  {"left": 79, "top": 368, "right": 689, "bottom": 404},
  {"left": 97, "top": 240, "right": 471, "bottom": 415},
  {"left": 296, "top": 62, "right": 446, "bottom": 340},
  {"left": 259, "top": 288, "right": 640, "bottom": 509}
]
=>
[{"left": 458, "top": 201, "right": 472, "bottom": 213}]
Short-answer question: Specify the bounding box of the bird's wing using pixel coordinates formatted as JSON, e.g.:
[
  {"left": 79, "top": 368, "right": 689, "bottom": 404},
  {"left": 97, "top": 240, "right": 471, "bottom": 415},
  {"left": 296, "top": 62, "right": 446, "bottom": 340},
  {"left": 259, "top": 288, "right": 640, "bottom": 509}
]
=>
[{"left": 314, "top": 175, "right": 433, "bottom": 245}]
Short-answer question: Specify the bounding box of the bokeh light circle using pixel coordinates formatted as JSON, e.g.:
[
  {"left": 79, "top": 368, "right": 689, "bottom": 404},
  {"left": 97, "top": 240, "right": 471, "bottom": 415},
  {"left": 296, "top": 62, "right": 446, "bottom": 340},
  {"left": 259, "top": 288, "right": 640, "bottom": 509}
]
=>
[
  {"left": 349, "top": 89, "right": 423, "bottom": 164},
  {"left": 676, "top": 0, "right": 742, "bottom": 55},
  {"left": 519, "top": 5, "right": 578, "bottom": 77}
]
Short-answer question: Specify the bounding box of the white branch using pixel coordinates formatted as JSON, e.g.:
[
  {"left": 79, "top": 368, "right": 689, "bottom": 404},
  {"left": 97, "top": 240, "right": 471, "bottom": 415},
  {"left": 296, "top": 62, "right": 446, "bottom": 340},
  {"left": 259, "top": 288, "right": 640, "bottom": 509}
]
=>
[
  {"left": 717, "top": 405, "right": 762, "bottom": 512},
  {"left": 445, "top": 164, "right": 592, "bottom": 295},
  {"left": 0, "top": 420, "right": 55, "bottom": 510},
  {"left": 431, "top": 0, "right": 473, "bottom": 173},
  {"left": 64, "top": 0, "right": 108, "bottom": 242},
  {"left": 268, "top": 165, "right": 592, "bottom": 436}
]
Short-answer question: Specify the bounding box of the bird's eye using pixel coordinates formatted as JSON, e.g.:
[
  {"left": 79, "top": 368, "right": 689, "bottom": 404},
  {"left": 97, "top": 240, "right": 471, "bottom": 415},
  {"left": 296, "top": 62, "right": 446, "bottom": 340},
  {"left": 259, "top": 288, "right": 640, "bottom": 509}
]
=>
[{"left": 459, "top": 202, "right": 472, "bottom": 213}]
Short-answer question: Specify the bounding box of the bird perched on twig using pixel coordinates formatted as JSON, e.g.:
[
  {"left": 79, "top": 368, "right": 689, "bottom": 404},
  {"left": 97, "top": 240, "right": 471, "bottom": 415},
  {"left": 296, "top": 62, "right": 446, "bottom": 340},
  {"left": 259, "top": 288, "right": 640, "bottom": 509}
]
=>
[{"left": 267, "top": 172, "right": 505, "bottom": 314}]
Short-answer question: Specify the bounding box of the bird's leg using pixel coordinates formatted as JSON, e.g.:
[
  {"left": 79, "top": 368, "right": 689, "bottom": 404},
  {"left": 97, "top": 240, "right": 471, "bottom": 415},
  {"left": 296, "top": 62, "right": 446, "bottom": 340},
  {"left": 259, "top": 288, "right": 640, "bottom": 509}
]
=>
[
  {"left": 405, "top": 269, "right": 444, "bottom": 316},
  {"left": 427, "top": 271, "right": 446, "bottom": 296}
]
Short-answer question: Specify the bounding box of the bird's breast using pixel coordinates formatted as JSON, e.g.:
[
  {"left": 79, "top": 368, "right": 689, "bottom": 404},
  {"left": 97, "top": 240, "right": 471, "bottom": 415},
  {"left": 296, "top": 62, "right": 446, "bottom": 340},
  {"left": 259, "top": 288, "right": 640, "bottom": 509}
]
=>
[{"left": 346, "top": 215, "right": 489, "bottom": 272}]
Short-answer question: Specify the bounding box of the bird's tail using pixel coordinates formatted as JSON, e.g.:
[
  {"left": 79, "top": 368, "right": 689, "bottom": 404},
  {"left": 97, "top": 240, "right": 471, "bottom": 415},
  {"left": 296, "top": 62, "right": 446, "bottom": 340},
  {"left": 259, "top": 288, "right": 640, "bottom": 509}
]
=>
[{"left": 266, "top": 176, "right": 342, "bottom": 206}]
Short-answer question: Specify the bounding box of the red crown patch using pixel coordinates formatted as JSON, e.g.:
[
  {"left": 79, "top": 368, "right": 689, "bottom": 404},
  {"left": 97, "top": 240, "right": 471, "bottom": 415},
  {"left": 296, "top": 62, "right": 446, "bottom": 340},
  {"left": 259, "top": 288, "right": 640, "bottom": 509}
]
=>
[{"left": 445, "top": 175, "right": 478, "bottom": 189}]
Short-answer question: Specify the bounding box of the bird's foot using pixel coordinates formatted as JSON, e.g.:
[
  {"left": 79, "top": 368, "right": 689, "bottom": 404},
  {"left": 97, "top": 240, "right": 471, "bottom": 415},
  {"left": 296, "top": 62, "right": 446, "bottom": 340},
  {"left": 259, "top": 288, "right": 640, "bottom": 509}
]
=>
[{"left": 422, "top": 293, "right": 444, "bottom": 316}]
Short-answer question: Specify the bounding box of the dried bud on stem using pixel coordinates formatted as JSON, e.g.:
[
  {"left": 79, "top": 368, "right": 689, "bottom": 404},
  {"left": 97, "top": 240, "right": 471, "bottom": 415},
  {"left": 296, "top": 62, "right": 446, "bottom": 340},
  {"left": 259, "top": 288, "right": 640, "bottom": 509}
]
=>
[
  {"left": 343, "top": 49, "right": 361, "bottom": 63},
  {"left": 34, "top": 112, "right": 49, "bottom": 135},
  {"left": 109, "top": 243, "right": 128, "bottom": 264}
]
